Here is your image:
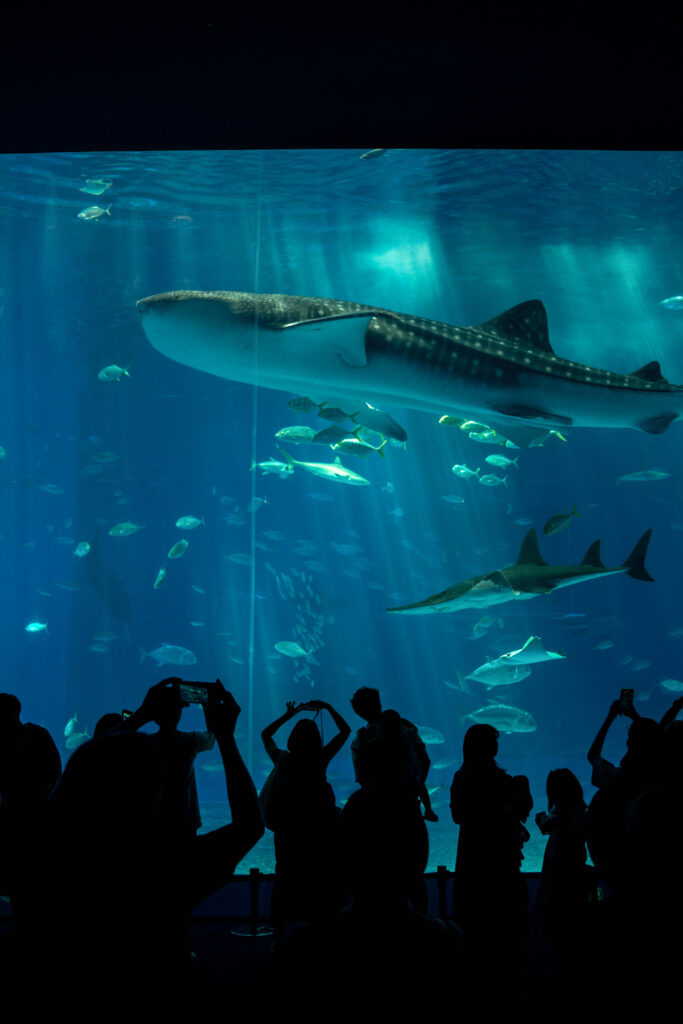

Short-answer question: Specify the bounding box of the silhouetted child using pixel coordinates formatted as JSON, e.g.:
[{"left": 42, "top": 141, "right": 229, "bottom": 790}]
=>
[
  {"left": 534, "top": 769, "right": 591, "bottom": 951},
  {"left": 350, "top": 686, "right": 438, "bottom": 821}
]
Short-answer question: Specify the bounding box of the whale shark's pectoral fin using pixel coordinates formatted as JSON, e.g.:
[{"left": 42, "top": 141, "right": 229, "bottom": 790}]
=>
[
  {"left": 278, "top": 315, "right": 372, "bottom": 368},
  {"left": 636, "top": 412, "right": 678, "bottom": 434},
  {"left": 490, "top": 405, "right": 573, "bottom": 427}
]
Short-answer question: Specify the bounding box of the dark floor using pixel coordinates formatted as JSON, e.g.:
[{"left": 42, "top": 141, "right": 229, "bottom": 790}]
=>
[{"left": 0, "top": 902, "right": 555, "bottom": 1012}]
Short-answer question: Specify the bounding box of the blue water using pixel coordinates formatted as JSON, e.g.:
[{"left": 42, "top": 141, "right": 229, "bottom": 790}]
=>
[{"left": 1, "top": 149, "right": 682, "bottom": 872}]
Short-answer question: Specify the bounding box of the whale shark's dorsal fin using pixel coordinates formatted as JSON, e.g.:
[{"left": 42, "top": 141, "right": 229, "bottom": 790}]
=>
[
  {"left": 629, "top": 360, "right": 670, "bottom": 385},
  {"left": 516, "top": 528, "right": 548, "bottom": 566},
  {"left": 475, "top": 300, "right": 554, "bottom": 354},
  {"left": 581, "top": 540, "right": 604, "bottom": 567}
]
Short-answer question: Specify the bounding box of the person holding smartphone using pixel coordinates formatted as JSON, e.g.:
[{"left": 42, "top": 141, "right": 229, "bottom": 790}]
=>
[
  {"left": 8, "top": 678, "right": 263, "bottom": 1012},
  {"left": 149, "top": 680, "right": 216, "bottom": 840},
  {"left": 587, "top": 691, "right": 639, "bottom": 790},
  {"left": 585, "top": 693, "right": 664, "bottom": 894}
]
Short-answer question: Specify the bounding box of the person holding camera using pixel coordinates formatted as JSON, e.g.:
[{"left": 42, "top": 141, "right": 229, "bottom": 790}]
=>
[
  {"left": 8, "top": 678, "right": 263, "bottom": 1012},
  {"left": 260, "top": 698, "right": 351, "bottom": 946},
  {"left": 145, "top": 681, "right": 215, "bottom": 840}
]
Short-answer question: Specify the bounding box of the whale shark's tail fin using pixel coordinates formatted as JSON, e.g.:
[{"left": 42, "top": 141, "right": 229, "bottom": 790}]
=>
[{"left": 622, "top": 529, "right": 654, "bottom": 582}]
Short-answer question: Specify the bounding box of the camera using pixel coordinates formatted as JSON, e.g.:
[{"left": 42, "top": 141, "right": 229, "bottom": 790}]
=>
[{"left": 177, "top": 681, "right": 217, "bottom": 705}]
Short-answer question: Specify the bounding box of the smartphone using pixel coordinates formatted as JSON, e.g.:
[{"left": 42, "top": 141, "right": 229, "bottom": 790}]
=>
[
  {"left": 619, "top": 688, "right": 634, "bottom": 711},
  {"left": 178, "top": 682, "right": 215, "bottom": 704}
]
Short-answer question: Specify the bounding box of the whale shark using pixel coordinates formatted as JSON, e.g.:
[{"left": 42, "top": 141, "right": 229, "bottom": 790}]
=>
[
  {"left": 136, "top": 291, "right": 683, "bottom": 447},
  {"left": 385, "top": 528, "right": 653, "bottom": 614}
]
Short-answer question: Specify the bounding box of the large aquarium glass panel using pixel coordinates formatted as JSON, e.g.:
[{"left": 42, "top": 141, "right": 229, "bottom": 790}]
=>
[{"left": 1, "top": 150, "right": 682, "bottom": 872}]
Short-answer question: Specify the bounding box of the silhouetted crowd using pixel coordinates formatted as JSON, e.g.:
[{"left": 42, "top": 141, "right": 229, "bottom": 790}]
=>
[{"left": 0, "top": 681, "right": 681, "bottom": 1015}]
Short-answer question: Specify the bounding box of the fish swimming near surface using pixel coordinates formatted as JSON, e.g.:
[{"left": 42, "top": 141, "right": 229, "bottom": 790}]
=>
[
  {"left": 137, "top": 292, "right": 683, "bottom": 447},
  {"left": 78, "top": 204, "right": 111, "bottom": 220},
  {"left": 386, "top": 527, "right": 654, "bottom": 614}
]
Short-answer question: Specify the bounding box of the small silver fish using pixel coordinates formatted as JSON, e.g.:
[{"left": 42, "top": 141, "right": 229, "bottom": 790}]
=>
[
  {"left": 175, "top": 515, "right": 204, "bottom": 530},
  {"left": 109, "top": 522, "right": 144, "bottom": 537},
  {"left": 274, "top": 641, "right": 310, "bottom": 658},
  {"left": 452, "top": 465, "right": 480, "bottom": 480},
  {"left": 485, "top": 454, "right": 518, "bottom": 468},
  {"left": 98, "top": 365, "right": 130, "bottom": 382},
  {"left": 78, "top": 204, "right": 112, "bottom": 220}
]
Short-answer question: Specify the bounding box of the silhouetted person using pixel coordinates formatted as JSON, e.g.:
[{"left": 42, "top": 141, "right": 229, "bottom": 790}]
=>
[
  {"left": 7, "top": 679, "right": 263, "bottom": 1012},
  {"left": 261, "top": 699, "right": 350, "bottom": 945},
  {"left": 275, "top": 786, "right": 463, "bottom": 1018},
  {"left": 450, "top": 723, "right": 531, "bottom": 998},
  {"left": 533, "top": 767, "right": 593, "bottom": 996},
  {"left": 93, "top": 711, "right": 124, "bottom": 736},
  {"left": 592, "top": 699, "right": 683, "bottom": 1014},
  {"left": 586, "top": 698, "right": 664, "bottom": 892},
  {"left": 350, "top": 686, "right": 437, "bottom": 820},
  {"left": 351, "top": 705, "right": 431, "bottom": 912},
  {"left": 659, "top": 693, "right": 683, "bottom": 732},
  {"left": 0, "top": 693, "right": 61, "bottom": 898},
  {"left": 146, "top": 682, "right": 215, "bottom": 840}
]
